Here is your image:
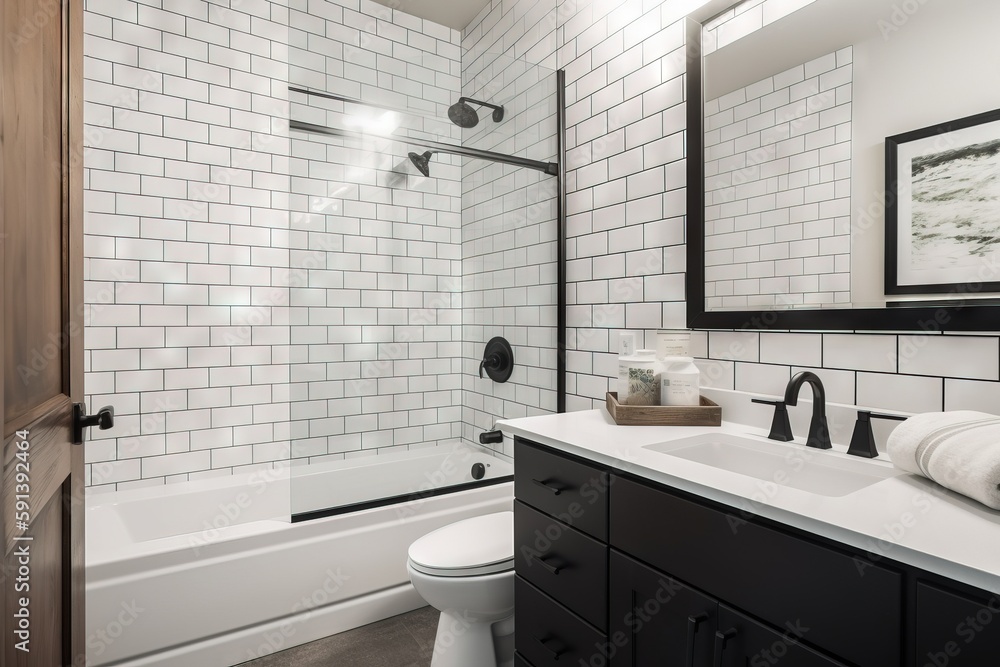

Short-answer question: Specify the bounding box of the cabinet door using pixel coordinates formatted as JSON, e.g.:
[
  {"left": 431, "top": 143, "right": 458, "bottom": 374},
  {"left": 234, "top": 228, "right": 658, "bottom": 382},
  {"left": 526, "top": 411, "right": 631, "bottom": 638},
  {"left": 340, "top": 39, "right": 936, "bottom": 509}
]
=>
[
  {"left": 915, "top": 582, "right": 1000, "bottom": 666},
  {"left": 612, "top": 475, "right": 901, "bottom": 666},
  {"left": 714, "top": 605, "right": 847, "bottom": 667},
  {"left": 609, "top": 551, "right": 717, "bottom": 667}
]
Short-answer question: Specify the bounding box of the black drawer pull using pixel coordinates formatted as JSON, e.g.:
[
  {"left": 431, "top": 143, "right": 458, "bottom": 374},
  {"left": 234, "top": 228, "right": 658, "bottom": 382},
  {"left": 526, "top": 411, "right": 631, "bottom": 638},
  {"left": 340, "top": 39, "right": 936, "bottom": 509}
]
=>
[
  {"left": 532, "top": 478, "right": 564, "bottom": 495},
  {"left": 713, "top": 628, "right": 737, "bottom": 667},
  {"left": 686, "top": 613, "right": 709, "bottom": 667},
  {"left": 530, "top": 553, "right": 562, "bottom": 575},
  {"left": 533, "top": 634, "right": 565, "bottom": 660}
]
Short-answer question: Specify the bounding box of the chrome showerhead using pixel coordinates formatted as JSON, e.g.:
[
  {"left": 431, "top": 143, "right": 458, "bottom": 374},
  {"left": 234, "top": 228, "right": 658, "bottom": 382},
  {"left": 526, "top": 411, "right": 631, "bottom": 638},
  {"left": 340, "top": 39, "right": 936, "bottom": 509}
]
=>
[
  {"left": 447, "top": 97, "right": 505, "bottom": 128},
  {"left": 408, "top": 150, "right": 433, "bottom": 177}
]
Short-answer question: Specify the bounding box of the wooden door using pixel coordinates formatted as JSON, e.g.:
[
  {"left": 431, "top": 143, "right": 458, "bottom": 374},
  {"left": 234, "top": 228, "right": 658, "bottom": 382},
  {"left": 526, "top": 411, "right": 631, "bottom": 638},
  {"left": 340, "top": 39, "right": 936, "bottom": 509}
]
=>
[{"left": 1, "top": 0, "right": 85, "bottom": 665}]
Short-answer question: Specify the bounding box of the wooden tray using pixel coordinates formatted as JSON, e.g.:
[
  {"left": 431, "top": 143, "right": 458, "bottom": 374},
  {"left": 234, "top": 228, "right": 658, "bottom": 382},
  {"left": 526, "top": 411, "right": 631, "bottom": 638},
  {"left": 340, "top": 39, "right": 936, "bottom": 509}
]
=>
[{"left": 606, "top": 392, "right": 722, "bottom": 427}]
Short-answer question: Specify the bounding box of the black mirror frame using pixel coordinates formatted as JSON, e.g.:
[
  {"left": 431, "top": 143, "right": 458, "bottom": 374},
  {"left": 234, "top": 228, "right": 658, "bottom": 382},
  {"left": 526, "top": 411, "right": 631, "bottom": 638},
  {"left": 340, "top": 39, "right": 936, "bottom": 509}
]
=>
[{"left": 684, "top": 13, "right": 1000, "bottom": 332}]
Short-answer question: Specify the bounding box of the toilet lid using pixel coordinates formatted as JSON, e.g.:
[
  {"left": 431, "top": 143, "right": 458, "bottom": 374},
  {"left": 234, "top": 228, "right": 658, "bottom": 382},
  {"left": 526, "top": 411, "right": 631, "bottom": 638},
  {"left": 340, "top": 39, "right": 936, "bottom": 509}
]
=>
[{"left": 408, "top": 511, "right": 514, "bottom": 577}]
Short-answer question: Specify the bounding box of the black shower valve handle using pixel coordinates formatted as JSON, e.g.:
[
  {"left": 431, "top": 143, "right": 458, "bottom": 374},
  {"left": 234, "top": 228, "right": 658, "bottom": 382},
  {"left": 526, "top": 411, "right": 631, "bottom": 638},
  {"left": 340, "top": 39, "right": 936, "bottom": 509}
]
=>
[
  {"left": 479, "top": 337, "right": 515, "bottom": 383},
  {"left": 479, "top": 354, "right": 501, "bottom": 379}
]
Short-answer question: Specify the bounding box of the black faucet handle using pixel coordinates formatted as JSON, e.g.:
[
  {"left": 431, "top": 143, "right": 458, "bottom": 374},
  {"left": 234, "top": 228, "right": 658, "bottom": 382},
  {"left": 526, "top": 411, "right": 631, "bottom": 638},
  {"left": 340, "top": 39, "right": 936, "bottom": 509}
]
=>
[
  {"left": 751, "top": 398, "right": 782, "bottom": 406},
  {"left": 848, "top": 411, "right": 908, "bottom": 458},
  {"left": 751, "top": 397, "right": 794, "bottom": 442},
  {"left": 862, "top": 410, "right": 908, "bottom": 423}
]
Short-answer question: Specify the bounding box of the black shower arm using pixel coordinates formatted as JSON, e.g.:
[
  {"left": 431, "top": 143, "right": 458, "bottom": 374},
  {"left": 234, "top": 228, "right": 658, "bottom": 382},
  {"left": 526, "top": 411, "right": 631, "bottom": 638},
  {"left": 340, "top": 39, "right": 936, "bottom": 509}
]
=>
[{"left": 458, "top": 97, "right": 504, "bottom": 113}]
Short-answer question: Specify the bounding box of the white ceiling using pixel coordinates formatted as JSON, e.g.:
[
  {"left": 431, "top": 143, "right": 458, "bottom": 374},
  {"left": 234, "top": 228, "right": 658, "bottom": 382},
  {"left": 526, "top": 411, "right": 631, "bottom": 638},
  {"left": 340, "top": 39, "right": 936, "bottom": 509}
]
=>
[{"left": 370, "top": 0, "right": 491, "bottom": 32}]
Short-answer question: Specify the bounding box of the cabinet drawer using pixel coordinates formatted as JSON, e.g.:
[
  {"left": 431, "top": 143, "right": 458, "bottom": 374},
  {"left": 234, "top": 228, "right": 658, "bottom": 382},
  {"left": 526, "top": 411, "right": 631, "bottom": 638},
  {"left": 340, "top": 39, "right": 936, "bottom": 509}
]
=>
[
  {"left": 611, "top": 475, "right": 901, "bottom": 667},
  {"left": 514, "top": 437, "right": 608, "bottom": 541},
  {"left": 515, "top": 576, "right": 606, "bottom": 667},
  {"left": 716, "top": 604, "right": 848, "bottom": 667},
  {"left": 915, "top": 582, "right": 1000, "bottom": 666},
  {"left": 515, "top": 501, "right": 608, "bottom": 631}
]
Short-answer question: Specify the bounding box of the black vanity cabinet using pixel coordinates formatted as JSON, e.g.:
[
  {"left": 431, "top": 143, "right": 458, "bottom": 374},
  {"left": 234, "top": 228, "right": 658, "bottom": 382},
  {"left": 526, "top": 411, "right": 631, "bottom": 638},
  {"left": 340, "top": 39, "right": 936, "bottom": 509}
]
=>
[
  {"left": 914, "top": 582, "right": 1000, "bottom": 666},
  {"left": 609, "top": 552, "right": 847, "bottom": 666},
  {"left": 513, "top": 436, "right": 1000, "bottom": 667},
  {"left": 611, "top": 475, "right": 901, "bottom": 667},
  {"left": 513, "top": 437, "right": 610, "bottom": 667}
]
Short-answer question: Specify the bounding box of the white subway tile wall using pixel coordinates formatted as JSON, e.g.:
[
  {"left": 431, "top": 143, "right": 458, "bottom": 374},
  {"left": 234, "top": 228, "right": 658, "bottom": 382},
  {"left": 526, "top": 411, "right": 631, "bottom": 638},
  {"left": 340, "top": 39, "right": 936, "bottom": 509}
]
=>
[
  {"left": 285, "top": 0, "right": 467, "bottom": 463},
  {"left": 82, "top": 0, "right": 1000, "bottom": 492},
  {"left": 460, "top": 1, "right": 561, "bottom": 455},
  {"left": 704, "top": 48, "right": 852, "bottom": 310},
  {"left": 83, "top": 0, "right": 292, "bottom": 491}
]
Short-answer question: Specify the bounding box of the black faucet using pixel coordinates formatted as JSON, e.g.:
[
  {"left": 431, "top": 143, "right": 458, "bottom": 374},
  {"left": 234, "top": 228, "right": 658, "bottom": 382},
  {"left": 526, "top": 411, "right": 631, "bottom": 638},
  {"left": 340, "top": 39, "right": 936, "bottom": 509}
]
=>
[
  {"left": 847, "top": 411, "right": 907, "bottom": 458},
  {"left": 783, "top": 371, "right": 831, "bottom": 450}
]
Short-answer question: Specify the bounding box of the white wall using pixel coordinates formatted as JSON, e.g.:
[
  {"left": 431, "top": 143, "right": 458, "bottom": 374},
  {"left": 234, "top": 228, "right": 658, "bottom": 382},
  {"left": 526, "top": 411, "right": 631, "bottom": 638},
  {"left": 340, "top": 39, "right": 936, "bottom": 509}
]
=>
[{"left": 83, "top": 0, "right": 292, "bottom": 491}]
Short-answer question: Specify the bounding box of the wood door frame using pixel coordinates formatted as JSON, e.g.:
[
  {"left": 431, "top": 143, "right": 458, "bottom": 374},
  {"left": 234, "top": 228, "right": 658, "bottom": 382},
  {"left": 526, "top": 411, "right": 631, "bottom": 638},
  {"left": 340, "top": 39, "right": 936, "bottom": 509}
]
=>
[{"left": 67, "top": 0, "right": 86, "bottom": 660}]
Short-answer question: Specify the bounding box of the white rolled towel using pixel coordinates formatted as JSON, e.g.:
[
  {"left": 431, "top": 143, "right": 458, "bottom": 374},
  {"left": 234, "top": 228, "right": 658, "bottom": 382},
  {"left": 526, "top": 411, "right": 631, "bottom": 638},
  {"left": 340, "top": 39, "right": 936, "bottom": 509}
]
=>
[{"left": 887, "top": 410, "right": 1000, "bottom": 510}]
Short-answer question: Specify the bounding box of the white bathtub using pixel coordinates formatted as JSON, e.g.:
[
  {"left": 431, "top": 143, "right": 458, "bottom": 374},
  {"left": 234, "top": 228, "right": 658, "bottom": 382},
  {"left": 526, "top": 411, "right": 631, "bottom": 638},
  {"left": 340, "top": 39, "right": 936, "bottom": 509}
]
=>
[{"left": 86, "top": 442, "right": 513, "bottom": 667}]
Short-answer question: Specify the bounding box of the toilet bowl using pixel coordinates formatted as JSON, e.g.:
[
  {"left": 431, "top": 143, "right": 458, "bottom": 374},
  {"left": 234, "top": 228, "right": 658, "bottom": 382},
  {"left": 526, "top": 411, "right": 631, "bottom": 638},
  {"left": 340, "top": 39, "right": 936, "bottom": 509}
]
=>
[{"left": 407, "top": 511, "right": 514, "bottom": 667}]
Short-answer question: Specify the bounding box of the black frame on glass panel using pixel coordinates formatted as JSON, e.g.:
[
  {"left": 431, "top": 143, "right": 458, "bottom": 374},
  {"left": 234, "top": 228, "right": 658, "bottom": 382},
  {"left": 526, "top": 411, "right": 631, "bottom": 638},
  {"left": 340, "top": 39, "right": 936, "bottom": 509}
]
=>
[{"left": 685, "top": 11, "right": 1000, "bottom": 331}]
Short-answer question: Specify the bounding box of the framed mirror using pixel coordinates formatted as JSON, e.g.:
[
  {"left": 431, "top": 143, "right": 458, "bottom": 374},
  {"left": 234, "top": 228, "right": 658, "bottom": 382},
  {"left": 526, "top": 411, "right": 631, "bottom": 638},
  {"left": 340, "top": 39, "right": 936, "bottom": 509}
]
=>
[{"left": 686, "top": 0, "right": 1000, "bottom": 330}]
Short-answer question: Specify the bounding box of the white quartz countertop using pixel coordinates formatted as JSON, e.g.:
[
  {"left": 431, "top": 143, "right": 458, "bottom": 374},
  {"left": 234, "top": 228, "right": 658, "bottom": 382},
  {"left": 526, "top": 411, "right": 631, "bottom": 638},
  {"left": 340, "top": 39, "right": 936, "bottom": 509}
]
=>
[{"left": 498, "top": 409, "right": 1000, "bottom": 594}]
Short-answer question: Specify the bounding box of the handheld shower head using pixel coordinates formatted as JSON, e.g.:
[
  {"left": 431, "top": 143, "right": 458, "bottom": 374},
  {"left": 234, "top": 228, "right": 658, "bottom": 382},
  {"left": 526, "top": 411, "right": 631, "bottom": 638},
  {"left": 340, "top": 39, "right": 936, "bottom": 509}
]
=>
[
  {"left": 408, "top": 150, "right": 434, "bottom": 177},
  {"left": 447, "top": 97, "right": 505, "bottom": 128}
]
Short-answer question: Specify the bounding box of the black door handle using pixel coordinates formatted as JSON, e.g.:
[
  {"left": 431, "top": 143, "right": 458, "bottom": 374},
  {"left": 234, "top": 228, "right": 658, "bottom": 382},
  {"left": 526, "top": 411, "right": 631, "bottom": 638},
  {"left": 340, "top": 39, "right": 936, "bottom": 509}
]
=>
[
  {"left": 686, "top": 613, "right": 709, "bottom": 667},
  {"left": 533, "top": 634, "right": 564, "bottom": 660},
  {"left": 713, "top": 628, "right": 737, "bottom": 667},
  {"left": 530, "top": 553, "right": 562, "bottom": 575},
  {"left": 72, "top": 403, "right": 115, "bottom": 445}
]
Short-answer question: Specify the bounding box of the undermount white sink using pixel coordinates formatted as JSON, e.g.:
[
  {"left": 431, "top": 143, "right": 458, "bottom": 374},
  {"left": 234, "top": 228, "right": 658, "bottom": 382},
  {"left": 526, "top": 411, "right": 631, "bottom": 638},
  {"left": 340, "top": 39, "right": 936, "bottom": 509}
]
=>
[{"left": 644, "top": 433, "right": 903, "bottom": 497}]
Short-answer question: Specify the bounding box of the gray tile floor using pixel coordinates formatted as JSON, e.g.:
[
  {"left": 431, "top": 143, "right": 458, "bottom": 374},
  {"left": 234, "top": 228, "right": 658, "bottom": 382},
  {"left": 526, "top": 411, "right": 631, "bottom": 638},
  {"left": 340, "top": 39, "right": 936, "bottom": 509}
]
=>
[{"left": 238, "top": 606, "right": 439, "bottom": 667}]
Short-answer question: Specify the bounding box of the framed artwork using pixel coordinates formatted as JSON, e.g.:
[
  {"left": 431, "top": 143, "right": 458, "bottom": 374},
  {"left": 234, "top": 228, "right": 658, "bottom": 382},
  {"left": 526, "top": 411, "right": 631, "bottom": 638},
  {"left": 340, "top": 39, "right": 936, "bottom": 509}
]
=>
[{"left": 886, "top": 108, "right": 1000, "bottom": 295}]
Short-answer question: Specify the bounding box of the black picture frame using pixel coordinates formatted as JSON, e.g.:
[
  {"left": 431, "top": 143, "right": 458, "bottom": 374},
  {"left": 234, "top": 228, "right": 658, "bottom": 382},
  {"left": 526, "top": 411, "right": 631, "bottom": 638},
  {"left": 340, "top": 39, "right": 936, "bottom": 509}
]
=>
[{"left": 885, "top": 108, "right": 1000, "bottom": 296}]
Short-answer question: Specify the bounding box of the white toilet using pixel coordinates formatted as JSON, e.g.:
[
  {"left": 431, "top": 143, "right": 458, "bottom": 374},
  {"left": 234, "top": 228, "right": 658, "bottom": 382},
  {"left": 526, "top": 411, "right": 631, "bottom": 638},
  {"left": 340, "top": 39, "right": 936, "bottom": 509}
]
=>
[{"left": 406, "top": 511, "right": 515, "bottom": 667}]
